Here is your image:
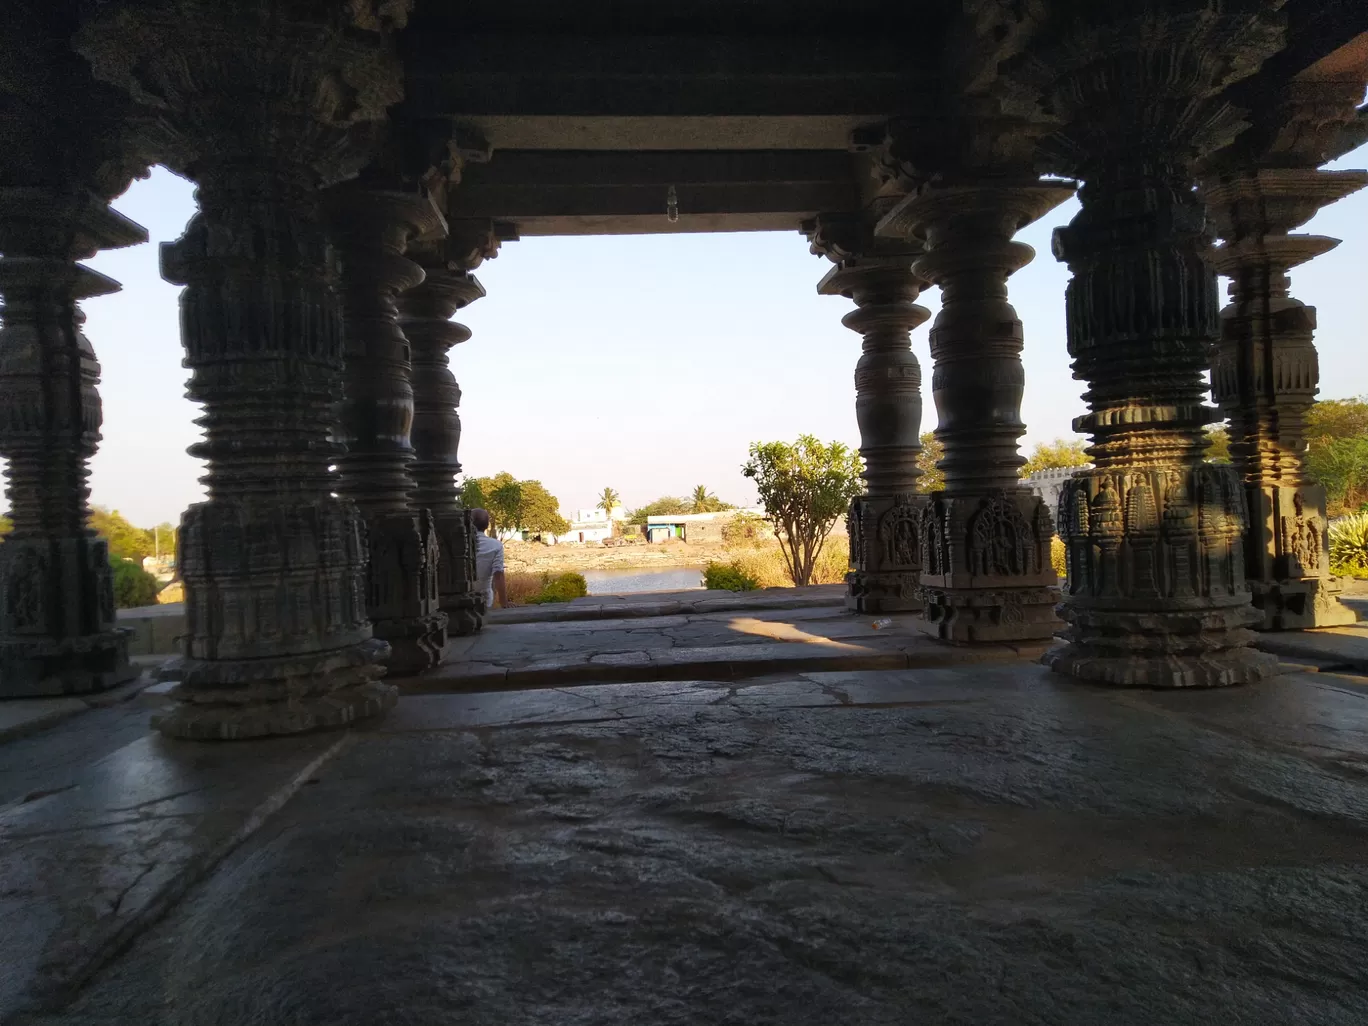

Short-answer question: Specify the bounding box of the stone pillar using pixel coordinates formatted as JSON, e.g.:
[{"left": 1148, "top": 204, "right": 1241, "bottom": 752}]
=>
[
  {"left": 875, "top": 182, "right": 1073, "bottom": 642},
  {"left": 813, "top": 252, "right": 930, "bottom": 612},
  {"left": 1010, "top": 1, "right": 1285, "bottom": 688},
  {"left": 325, "top": 185, "right": 448, "bottom": 672},
  {"left": 398, "top": 246, "right": 486, "bottom": 635},
  {"left": 1202, "top": 168, "right": 1366, "bottom": 629},
  {"left": 79, "top": 0, "right": 409, "bottom": 737},
  {"left": 1047, "top": 169, "right": 1278, "bottom": 687},
  {"left": 0, "top": 189, "right": 143, "bottom": 696}
]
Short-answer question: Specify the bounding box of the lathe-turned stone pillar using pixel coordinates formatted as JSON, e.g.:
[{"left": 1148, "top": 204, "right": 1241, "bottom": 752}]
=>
[
  {"left": 814, "top": 252, "right": 930, "bottom": 612},
  {"left": 325, "top": 184, "right": 448, "bottom": 672},
  {"left": 0, "top": 189, "right": 143, "bottom": 696},
  {"left": 876, "top": 181, "right": 1073, "bottom": 642},
  {"left": 79, "top": 0, "right": 408, "bottom": 737},
  {"left": 1202, "top": 168, "right": 1366, "bottom": 630},
  {"left": 1014, "top": 0, "right": 1283, "bottom": 688},
  {"left": 398, "top": 241, "right": 487, "bottom": 635}
]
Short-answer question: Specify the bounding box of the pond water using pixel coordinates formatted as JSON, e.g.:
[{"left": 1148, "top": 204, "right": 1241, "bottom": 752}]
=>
[{"left": 580, "top": 567, "right": 705, "bottom": 595}]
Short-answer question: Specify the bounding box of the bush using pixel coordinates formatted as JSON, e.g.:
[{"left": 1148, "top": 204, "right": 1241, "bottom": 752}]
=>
[
  {"left": 1051, "top": 536, "right": 1067, "bottom": 579},
  {"left": 527, "top": 572, "right": 589, "bottom": 604},
  {"left": 703, "top": 560, "right": 760, "bottom": 592},
  {"left": 110, "top": 558, "right": 160, "bottom": 608},
  {"left": 1330, "top": 512, "right": 1368, "bottom": 579}
]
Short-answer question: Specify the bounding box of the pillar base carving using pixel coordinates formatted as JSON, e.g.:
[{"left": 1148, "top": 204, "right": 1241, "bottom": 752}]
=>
[
  {"left": 1245, "top": 483, "right": 1358, "bottom": 630},
  {"left": 152, "top": 640, "right": 394, "bottom": 741},
  {"left": 362, "top": 510, "right": 448, "bottom": 676},
  {"left": 163, "top": 496, "right": 392, "bottom": 740},
  {"left": 1048, "top": 466, "right": 1280, "bottom": 688},
  {"left": 845, "top": 494, "right": 928, "bottom": 614},
  {"left": 914, "top": 490, "right": 1060, "bottom": 643},
  {"left": 432, "top": 508, "right": 483, "bottom": 636}
]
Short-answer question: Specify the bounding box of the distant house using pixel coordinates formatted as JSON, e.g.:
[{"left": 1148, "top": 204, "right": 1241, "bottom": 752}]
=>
[
  {"left": 645, "top": 508, "right": 769, "bottom": 544},
  {"left": 551, "top": 504, "right": 627, "bottom": 545}
]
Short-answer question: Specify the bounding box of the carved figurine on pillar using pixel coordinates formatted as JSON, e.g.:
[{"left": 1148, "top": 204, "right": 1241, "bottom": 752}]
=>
[
  {"left": 803, "top": 214, "right": 930, "bottom": 614},
  {"left": 1008, "top": 1, "right": 1284, "bottom": 686},
  {"left": 325, "top": 179, "right": 449, "bottom": 673},
  {"left": 399, "top": 222, "right": 502, "bottom": 636},
  {"left": 79, "top": 0, "right": 411, "bottom": 737},
  {"left": 875, "top": 180, "right": 1073, "bottom": 643},
  {"left": 1199, "top": 78, "right": 1368, "bottom": 630},
  {"left": 0, "top": 190, "right": 143, "bottom": 696}
]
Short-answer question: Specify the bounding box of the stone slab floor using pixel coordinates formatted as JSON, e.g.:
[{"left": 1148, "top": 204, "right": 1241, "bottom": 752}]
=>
[{"left": 11, "top": 662, "right": 1368, "bottom": 1025}]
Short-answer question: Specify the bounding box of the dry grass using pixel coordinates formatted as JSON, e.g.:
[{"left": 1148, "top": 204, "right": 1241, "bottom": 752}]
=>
[
  {"left": 723, "top": 539, "right": 850, "bottom": 588},
  {"left": 504, "top": 572, "right": 551, "bottom": 606}
]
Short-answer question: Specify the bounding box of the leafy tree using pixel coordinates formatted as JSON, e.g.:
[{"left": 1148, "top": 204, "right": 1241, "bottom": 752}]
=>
[
  {"left": 1306, "top": 396, "right": 1368, "bottom": 515},
  {"left": 598, "top": 487, "right": 621, "bottom": 516},
  {"left": 463, "top": 472, "right": 571, "bottom": 534},
  {"left": 489, "top": 479, "right": 524, "bottom": 533},
  {"left": 110, "top": 558, "right": 160, "bottom": 608},
  {"left": 460, "top": 478, "right": 487, "bottom": 510},
  {"left": 1203, "top": 424, "right": 1231, "bottom": 464},
  {"left": 916, "top": 431, "right": 944, "bottom": 492},
  {"left": 520, "top": 480, "right": 571, "bottom": 534},
  {"left": 1020, "top": 437, "right": 1090, "bottom": 477},
  {"left": 0, "top": 514, "right": 11, "bottom": 538},
  {"left": 89, "top": 507, "right": 154, "bottom": 562},
  {"left": 742, "top": 435, "right": 864, "bottom": 587},
  {"left": 628, "top": 496, "right": 691, "bottom": 527},
  {"left": 152, "top": 522, "right": 178, "bottom": 560}
]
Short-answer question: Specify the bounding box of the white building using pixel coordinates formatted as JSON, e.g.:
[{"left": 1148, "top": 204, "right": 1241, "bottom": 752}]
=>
[
  {"left": 1019, "top": 466, "right": 1090, "bottom": 517},
  {"left": 551, "top": 504, "right": 627, "bottom": 545}
]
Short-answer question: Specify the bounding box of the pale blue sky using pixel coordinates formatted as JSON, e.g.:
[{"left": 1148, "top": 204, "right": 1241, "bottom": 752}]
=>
[{"left": 77, "top": 144, "right": 1368, "bottom": 527}]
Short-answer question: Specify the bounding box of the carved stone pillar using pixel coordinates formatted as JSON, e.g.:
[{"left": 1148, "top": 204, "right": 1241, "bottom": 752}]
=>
[
  {"left": 79, "top": 0, "right": 409, "bottom": 737},
  {"left": 398, "top": 238, "right": 488, "bottom": 635},
  {"left": 325, "top": 185, "right": 448, "bottom": 672},
  {"left": 810, "top": 241, "right": 930, "bottom": 612},
  {"left": 0, "top": 189, "right": 143, "bottom": 696},
  {"left": 1013, "top": 4, "right": 1285, "bottom": 687},
  {"left": 877, "top": 182, "right": 1073, "bottom": 642},
  {"left": 1201, "top": 170, "right": 1366, "bottom": 630}
]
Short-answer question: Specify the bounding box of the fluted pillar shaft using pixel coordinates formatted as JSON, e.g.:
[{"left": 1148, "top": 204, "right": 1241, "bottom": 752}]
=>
[
  {"left": 0, "top": 189, "right": 142, "bottom": 695},
  {"left": 817, "top": 255, "right": 930, "bottom": 612},
  {"left": 875, "top": 182, "right": 1071, "bottom": 642},
  {"left": 398, "top": 263, "right": 485, "bottom": 635},
  {"left": 78, "top": 0, "right": 408, "bottom": 737},
  {"left": 326, "top": 187, "right": 448, "bottom": 672},
  {"left": 1202, "top": 168, "right": 1366, "bottom": 629}
]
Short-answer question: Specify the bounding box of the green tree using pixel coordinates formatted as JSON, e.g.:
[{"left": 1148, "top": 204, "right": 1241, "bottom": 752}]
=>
[
  {"left": 598, "top": 487, "right": 621, "bottom": 516},
  {"left": 519, "top": 480, "right": 571, "bottom": 534},
  {"left": 628, "top": 496, "right": 691, "bottom": 527},
  {"left": 460, "top": 478, "right": 487, "bottom": 510},
  {"left": 152, "top": 522, "right": 178, "bottom": 560},
  {"left": 1306, "top": 396, "right": 1368, "bottom": 515},
  {"left": 110, "top": 558, "right": 160, "bottom": 608},
  {"left": 0, "top": 514, "right": 12, "bottom": 538},
  {"left": 916, "top": 431, "right": 944, "bottom": 492},
  {"left": 1020, "top": 437, "right": 1090, "bottom": 477},
  {"left": 89, "top": 507, "right": 155, "bottom": 562},
  {"left": 1203, "top": 424, "right": 1231, "bottom": 464},
  {"left": 489, "top": 479, "right": 525, "bottom": 533},
  {"left": 742, "top": 435, "right": 864, "bottom": 587}
]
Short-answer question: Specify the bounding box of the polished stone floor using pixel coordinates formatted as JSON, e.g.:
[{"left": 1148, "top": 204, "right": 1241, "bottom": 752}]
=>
[{"left": 10, "top": 658, "right": 1368, "bottom": 1025}]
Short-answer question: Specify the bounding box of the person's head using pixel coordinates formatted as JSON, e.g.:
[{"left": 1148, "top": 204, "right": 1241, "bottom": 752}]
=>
[{"left": 471, "top": 508, "right": 491, "bottom": 534}]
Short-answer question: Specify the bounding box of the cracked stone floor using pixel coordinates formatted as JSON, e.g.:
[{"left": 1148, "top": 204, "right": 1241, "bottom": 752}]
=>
[{"left": 8, "top": 652, "right": 1368, "bottom": 1024}]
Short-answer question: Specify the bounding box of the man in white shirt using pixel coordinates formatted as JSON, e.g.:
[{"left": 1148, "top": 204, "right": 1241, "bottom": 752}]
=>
[{"left": 470, "top": 508, "right": 507, "bottom": 611}]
